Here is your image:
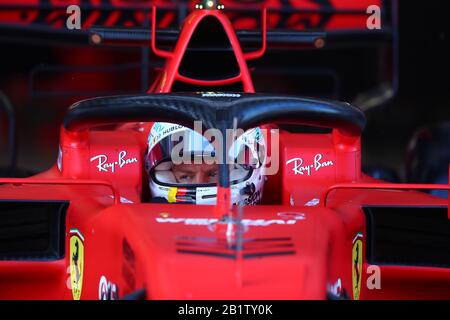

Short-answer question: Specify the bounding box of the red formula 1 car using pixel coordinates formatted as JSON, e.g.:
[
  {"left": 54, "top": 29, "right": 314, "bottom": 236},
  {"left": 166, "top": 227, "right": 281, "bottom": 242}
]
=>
[{"left": 1, "top": 1, "right": 449, "bottom": 300}]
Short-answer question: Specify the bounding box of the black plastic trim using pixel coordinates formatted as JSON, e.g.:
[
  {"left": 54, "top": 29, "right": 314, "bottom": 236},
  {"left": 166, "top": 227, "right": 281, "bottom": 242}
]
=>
[
  {"left": 364, "top": 206, "right": 450, "bottom": 268},
  {"left": 64, "top": 93, "right": 366, "bottom": 137},
  {"left": 0, "top": 200, "right": 69, "bottom": 261}
]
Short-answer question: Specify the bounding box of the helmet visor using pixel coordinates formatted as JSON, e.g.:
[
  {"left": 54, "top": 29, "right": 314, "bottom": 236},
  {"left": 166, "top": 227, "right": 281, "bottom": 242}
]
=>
[{"left": 146, "top": 123, "right": 264, "bottom": 187}]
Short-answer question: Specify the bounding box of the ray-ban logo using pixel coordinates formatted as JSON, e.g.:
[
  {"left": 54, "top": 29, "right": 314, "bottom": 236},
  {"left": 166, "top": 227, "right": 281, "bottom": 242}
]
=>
[
  {"left": 286, "top": 154, "right": 334, "bottom": 176},
  {"left": 90, "top": 151, "right": 138, "bottom": 173}
]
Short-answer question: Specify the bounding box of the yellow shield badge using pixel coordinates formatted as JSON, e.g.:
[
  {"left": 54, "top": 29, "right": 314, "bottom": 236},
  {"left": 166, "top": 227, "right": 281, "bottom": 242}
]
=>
[
  {"left": 352, "top": 233, "right": 363, "bottom": 300},
  {"left": 70, "top": 229, "right": 84, "bottom": 300}
]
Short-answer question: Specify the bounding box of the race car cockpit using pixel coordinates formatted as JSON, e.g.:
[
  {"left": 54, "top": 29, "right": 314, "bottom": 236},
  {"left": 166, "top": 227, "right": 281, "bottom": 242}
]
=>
[{"left": 63, "top": 92, "right": 365, "bottom": 206}]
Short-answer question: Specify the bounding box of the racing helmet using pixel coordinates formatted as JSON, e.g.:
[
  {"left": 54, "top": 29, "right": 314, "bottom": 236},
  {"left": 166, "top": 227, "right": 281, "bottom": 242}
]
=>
[{"left": 145, "top": 122, "right": 266, "bottom": 205}]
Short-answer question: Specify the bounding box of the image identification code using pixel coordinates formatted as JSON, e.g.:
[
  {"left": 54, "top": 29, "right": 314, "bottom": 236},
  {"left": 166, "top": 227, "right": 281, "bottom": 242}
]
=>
[{"left": 178, "top": 304, "right": 273, "bottom": 317}]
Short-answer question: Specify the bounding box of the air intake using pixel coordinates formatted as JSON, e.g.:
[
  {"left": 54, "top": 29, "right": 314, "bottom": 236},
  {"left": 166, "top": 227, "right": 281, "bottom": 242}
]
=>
[
  {"left": 0, "top": 200, "right": 69, "bottom": 260},
  {"left": 364, "top": 206, "right": 450, "bottom": 268}
]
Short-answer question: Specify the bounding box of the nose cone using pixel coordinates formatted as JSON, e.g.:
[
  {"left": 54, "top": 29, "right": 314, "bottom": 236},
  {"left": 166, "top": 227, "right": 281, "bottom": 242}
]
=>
[
  {"left": 164, "top": 246, "right": 328, "bottom": 299},
  {"left": 128, "top": 204, "right": 334, "bottom": 299}
]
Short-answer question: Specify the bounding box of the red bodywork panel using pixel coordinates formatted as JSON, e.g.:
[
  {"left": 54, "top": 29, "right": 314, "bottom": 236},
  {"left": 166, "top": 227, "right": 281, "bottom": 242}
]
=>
[
  {"left": 1, "top": 124, "right": 449, "bottom": 300},
  {"left": 1, "top": 3, "right": 450, "bottom": 301}
]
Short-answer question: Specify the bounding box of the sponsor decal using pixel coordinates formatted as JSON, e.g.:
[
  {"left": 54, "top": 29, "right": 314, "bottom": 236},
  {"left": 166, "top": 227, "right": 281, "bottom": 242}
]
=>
[
  {"left": 195, "top": 187, "right": 217, "bottom": 203},
  {"left": 148, "top": 122, "right": 185, "bottom": 152},
  {"left": 304, "top": 198, "right": 320, "bottom": 206},
  {"left": 90, "top": 150, "right": 138, "bottom": 173},
  {"left": 200, "top": 92, "right": 241, "bottom": 98},
  {"left": 352, "top": 232, "right": 364, "bottom": 300},
  {"left": 277, "top": 212, "right": 306, "bottom": 220},
  {"left": 98, "top": 275, "right": 118, "bottom": 300},
  {"left": 107, "top": 195, "right": 134, "bottom": 204},
  {"left": 289, "top": 195, "right": 295, "bottom": 206},
  {"left": 286, "top": 153, "right": 334, "bottom": 176},
  {"left": 151, "top": 122, "right": 184, "bottom": 135},
  {"left": 57, "top": 146, "right": 62, "bottom": 171},
  {"left": 328, "top": 278, "right": 343, "bottom": 297},
  {"left": 69, "top": 228, "right": 84, "bottom": 300},
  {"left": 156, "top": 217, "right": 298, "bottom": 226}
]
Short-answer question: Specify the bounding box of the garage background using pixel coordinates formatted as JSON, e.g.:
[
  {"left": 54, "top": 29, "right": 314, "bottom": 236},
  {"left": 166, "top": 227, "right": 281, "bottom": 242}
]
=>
[{"left": 0, "top": 0, "right": 448, "bottom": 184}]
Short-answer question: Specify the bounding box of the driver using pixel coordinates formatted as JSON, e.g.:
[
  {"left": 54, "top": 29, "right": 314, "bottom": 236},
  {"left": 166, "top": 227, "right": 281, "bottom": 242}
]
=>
[
  {"left": 144, "top": 122, "right": 266, "bottom": 205},
  {"left": 172, "top": 162, "right": 218, "bottom": 185}
]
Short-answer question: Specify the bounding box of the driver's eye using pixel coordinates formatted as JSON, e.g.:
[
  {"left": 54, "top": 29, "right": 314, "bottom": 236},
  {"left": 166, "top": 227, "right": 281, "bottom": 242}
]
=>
[{"left": 179, "top": 174, "right": 192, "bottom": 181}]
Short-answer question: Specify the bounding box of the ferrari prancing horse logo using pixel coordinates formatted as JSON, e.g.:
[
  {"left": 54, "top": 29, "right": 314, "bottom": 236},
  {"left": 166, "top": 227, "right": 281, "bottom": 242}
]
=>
[
  {"left": 70, "top": 229, "right": 84, "bottom": 300},
  {"left": 352, "top": 233, "right": 363, "bottom": 300}
]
